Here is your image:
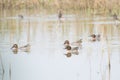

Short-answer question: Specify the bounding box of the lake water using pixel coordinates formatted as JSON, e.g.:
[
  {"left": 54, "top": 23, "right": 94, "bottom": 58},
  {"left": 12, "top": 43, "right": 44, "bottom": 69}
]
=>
[{"left": 0, "top": 10, "right": 120, "bottom": 80}]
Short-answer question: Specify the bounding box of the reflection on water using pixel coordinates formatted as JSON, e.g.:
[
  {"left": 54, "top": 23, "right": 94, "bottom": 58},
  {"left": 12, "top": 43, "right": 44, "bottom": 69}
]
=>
[{"left": 0, "top": 12, "right": 120, "bottom": 80}]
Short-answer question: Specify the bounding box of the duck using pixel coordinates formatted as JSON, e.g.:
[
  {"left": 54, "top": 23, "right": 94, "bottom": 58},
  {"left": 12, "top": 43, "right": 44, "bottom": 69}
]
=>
[
  {"left": 65, "top": 45, "right": 79, "bottom": 55},
  {"left": 90, "top": 34, "right": 96, "bottom": 41},
  {"left": 19, "top": 44, "right": 31, "bottom": 52},
  {"left": 58, "top": 10, "right": 62, "bottom": 19},
  {"left": 11, "top": 44, "right": 18, "bottom": 54},
  {"left": 113, "top": 13, "right": 119, "bottom": 20},
  {"left": 11, "top": 44, "right": 30, "bottom": 53},
  {"left": 64, "top": 39, "right": 82, "bottom": 48},
  {"left": 89, "top": 34, "right": 101, "bottom": 42},
  {"left": 18, "top": 15, "right": 23, "bottom": 19},
  {"left": 58, "top": 10, "right": 62, "bottom": 22},
  {"left": 112, "top": 13, "right": 120, "bottom": 26},
  {"left": 11, "top": 44, "right": 18, "bottom": 50}
]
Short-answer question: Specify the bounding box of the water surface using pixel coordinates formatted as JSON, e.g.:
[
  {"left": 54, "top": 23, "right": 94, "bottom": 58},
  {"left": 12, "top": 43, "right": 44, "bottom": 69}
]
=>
[{"left": 0, "top": 11, "right": 120, "bottom": 80}]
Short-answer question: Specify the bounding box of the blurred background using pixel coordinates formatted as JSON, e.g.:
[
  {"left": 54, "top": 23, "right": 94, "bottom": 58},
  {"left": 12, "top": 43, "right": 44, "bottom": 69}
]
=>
[{"left": 0, "top": 0, "right": 120, "bottom": 80}]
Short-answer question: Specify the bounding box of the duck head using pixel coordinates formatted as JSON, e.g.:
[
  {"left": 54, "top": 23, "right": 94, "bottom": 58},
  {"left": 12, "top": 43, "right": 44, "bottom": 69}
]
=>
[
  {"left": 64, "top": 40, "right": 70, "bottom": 47},
  {"left": 11, "top": 44, "right": 18, "bottom": 49},
  {"left": 90, "top": 34, "right": 96, "bottom": 41},
  {"left": 65, "top": 45, "right": 71, "bottom": 50},
  {"left": 90, "top": 34, "right": 96, "bottom": 38},
  {"left": 11, "top": 44, "right": 18, "bottom": 54}
]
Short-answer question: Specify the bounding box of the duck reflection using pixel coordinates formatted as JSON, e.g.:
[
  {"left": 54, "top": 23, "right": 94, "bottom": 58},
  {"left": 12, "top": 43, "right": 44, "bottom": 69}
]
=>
[
  {"left": 65, "top": 52, "right": 72, "bottom": 57},
  {"left": 64, "top": 45, "right": 72, "bottom": 58}
]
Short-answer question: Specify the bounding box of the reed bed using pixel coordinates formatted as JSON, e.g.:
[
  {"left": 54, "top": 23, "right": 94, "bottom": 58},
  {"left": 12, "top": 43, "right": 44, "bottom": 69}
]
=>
[{"left": 0, "top": 0, "right": 120, "bottom": 14}]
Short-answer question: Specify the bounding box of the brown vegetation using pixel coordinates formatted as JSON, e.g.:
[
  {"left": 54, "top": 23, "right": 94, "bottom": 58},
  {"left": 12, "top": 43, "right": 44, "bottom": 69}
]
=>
[{"left": 0, "top": 0, "right": 120, "bottom": 14}]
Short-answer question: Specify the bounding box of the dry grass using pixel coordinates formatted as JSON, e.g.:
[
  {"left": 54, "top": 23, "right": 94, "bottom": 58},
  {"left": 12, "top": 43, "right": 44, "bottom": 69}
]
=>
[{"left": 0, "top": 0, "right": 120, "bottom": 14}]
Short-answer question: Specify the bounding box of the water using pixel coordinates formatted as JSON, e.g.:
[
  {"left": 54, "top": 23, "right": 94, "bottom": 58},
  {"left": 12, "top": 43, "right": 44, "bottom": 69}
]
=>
[{"left": 0, "top": 11, "right": 120, "bottom": 80}]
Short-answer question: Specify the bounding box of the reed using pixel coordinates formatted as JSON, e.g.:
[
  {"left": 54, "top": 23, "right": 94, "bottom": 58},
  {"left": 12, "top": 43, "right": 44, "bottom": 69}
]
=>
[
  {"left": 9, "top": 63, "right": 11, "bottom": 80},
  {"left": 0, "top": 53, "right": 4, "bottom": 80},
  {"left": 0, "top": 0, "right": 120, "bottom": 14},
  {"left": 106, "top": 35, "right": 111, "bottom": 80}
]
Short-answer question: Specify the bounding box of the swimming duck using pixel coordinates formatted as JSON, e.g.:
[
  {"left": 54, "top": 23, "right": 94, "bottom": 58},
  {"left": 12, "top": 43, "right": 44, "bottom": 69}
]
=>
[
  {"left": 113, "top": 13, "right": 119, "bottom": 20},
  {"left": 89, "top": 34, "right": 101, "bottom": 42},
  {"left": 90, "top": 34, "right": 96, "bottom": 42},
  {"left": 58, "top": 10, "right": 62, "bottom": 19},
  {"left": 64, "top": 39, "right": 82, "bottom": 48},
  {"left": 11, "top": 44, "right": 30, "bottom": 52},
  {"left": 11, "top": 44, "right": 18, "bottom": 53},
  {"left": 112, "top": 13, "right": 120, "bottom": 26},
  {"left": 65, "top": 45, "right": 79, "bottom": 55},
  {"left": 19, "top": 44, "right": 31, "bottom": 52},
  {"left": 18, "top": 15, "right": 23, "bottom": 19}
]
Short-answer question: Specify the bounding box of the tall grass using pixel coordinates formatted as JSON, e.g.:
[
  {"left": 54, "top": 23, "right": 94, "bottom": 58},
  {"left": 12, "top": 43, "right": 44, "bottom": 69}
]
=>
[
  {"left": 0, "top": 53, "right": 4, "bottom": 80},
  {"left": 0, "top": 0, "right": 120, "bottom": 14}
]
